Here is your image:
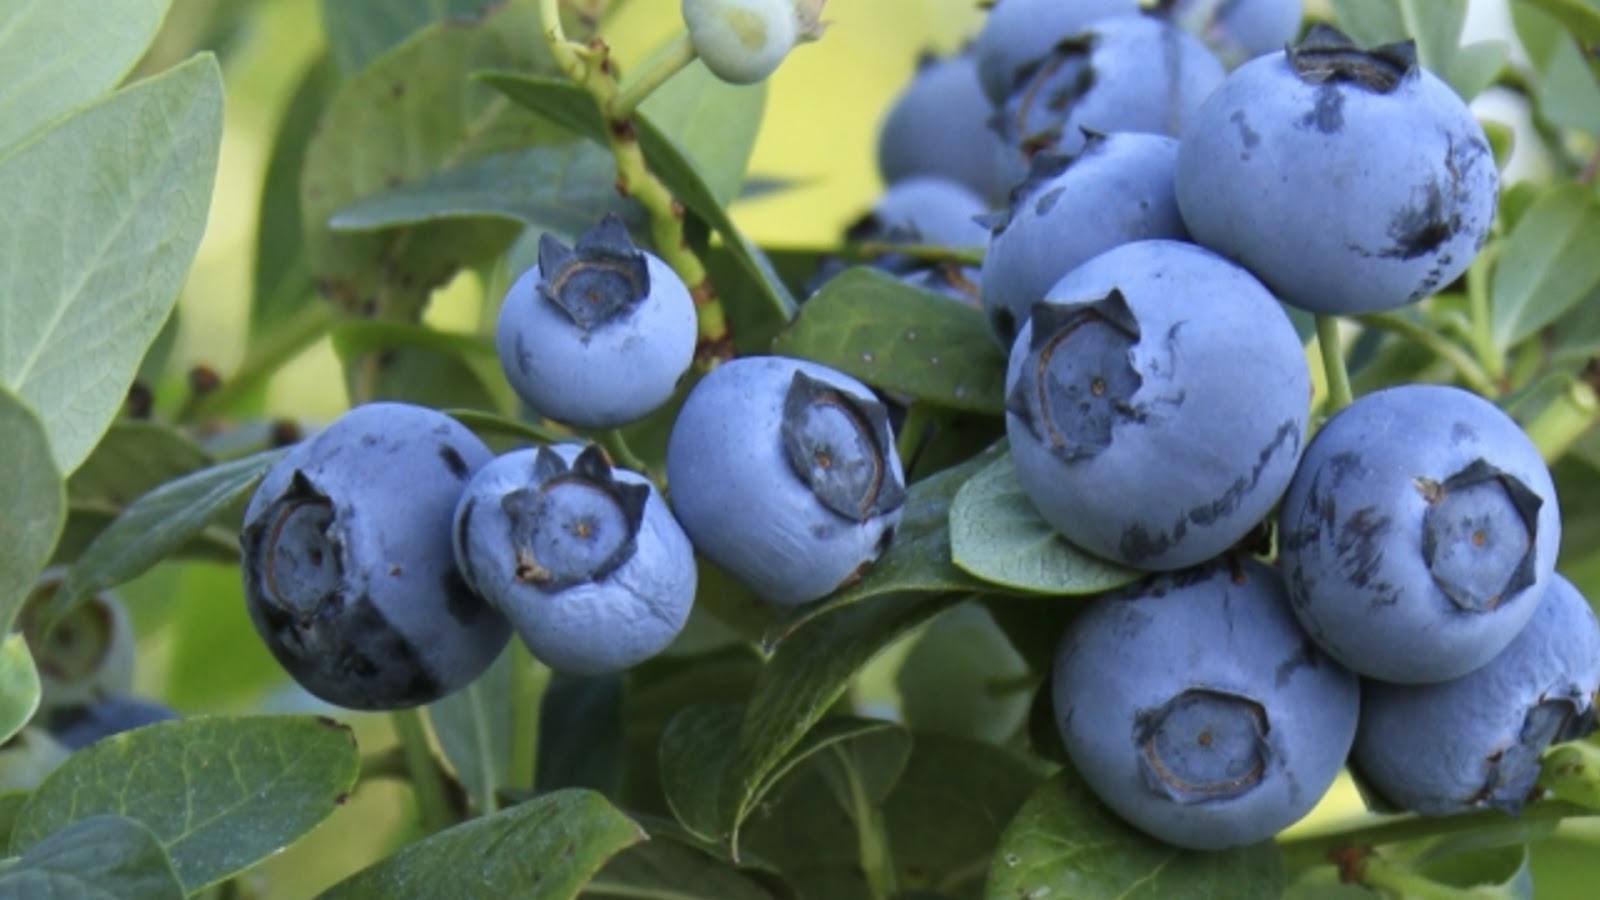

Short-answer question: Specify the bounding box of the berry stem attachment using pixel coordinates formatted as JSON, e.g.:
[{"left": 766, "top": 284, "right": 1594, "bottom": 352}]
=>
[
  {"left": 1355, "top": 312, "right": 1499, "bottom": 397},
  {"left": 611, "top": 32, "right": 698, "bottom": 121},
  {"left": 538, "top": 0, "right": 733, "bottom": 368},
  {"left": 1467, "top": 244, "right": 1504, "bottom": 384},
  {"left": 1521, "top": 370, "right": 1600, "bottom": 463},
  {"left": 390, "top": 708, "right": 459, "bottom": 835},
  {"left": 1315, "top": 315, "right": 1354, "bottom": 413}
]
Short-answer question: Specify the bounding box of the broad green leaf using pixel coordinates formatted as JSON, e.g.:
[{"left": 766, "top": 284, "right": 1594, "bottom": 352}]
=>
[
  {"left": 158, "top": 561, "right": 286, "bottom": 713},
  {"left": 1416, "top": 845, "right": 1534, "bottom": 898},
  {"left": 0, "top": 814, "right": 183, "bottom": 900},
  {"left": 0, "top": 636, "right": 40, "bottom": 747},
  {"left": 11, "top": 715, "right": 361, "bottom": 894},
  {"left": 1398, "top": 0, "right": 1467, "bottom": 77},
  {"left": 896, "top": 603, "right": 1031, "bottom": 745},
  {"left": 301, "top": 1, "right": 563, "bottom": 323},
  {"left": 948, "top": 449, "right": 1141, "bottom": 595},
  {"left": 479, "top": 73, "right": 798, "bottom": 321},
  {"left": 0, "top": 54, "right": 223, "bottom": 474},
  {"left": 0, "top": 0, "right": 171, "bottom": 156},
  {"left": 327, "top": 143, "right": 639, "bottom": 237},
  {"left": 442, "top": 407, "right": 572, "bottom": 445},
  {"left": 986, "top": 771, "right": 1285, "bottom": 900},
  {"left": 0, "top": 791, "right": 30, "bottom": 848},
  {"left": 882, "top": 735, "right": 1042, "bottom": 898},
  {"left": 659, "top": 703, "right": 744, "bottom": 845},
  {"left": 639, "top": 58, "right": 765, "bottom": 207},
  {"left": 772, "top": 267, "right": 1005, "bottom": 414},
  {"left": 427, "top": 643, "right": 523, "bottom": 815},
  {"left": 54, "top": 449, "right": 285, "bottom": 618},
  {"left": 585, "top": 835, "right": 778, "bottom": 900},
  {"left": 1447, "top": 41, "right": 1510, "bottom": 102},
  {"left": 318, "top": 788, "right": 645, "bottom": 899},
  {"left": 321, "top": 0, "right": 501, "bottom": 75},
  {"left": 1330, "top": 0, "right": 1405, "bottom": 47},
  {"left": 1541, "top": 741, "right": 1600, "bottom": 809},
  {"left": 536, "top": 672, "right": 625, "bottom": 797},
  {"left": 1515, "top": 0, "right": 1600, "bottom": 45},
  {"left": 1490, "top": 185, "right": 1600, "bottom": 352},
  {"left": 1511, "top": 3, "right": 1600, "bottom": 137},
  {"left": 0, "top": 390, "right": 64, "bottom": 635}
]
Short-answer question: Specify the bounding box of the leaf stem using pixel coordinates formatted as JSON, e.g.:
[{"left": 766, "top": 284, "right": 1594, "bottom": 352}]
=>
[
  {"left": 1521, "top": 370, "right": 1600, "bottom": 463},
  {"left": 1315, "top": 315, "right": 1354, "bottom": 413},
  {"left": 1466, "top": 244, "right": 1504, "bottom": 384},
  {"left": 611, "top": 32, "right": 699, "bottom": 120},
  {"left": 390, "top": 708, "right": 458, "bottom": 834},
  {"left": 1355, "top": 312, "right": 1499, "bottom": 397},
  {"left": 599, "top": 427, "right": 650, "bottom": 475}
]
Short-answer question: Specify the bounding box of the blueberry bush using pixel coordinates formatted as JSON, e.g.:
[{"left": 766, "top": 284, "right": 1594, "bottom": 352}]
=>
[{"left": 8, "top": 0, "right": 1600, "bottom": 897}]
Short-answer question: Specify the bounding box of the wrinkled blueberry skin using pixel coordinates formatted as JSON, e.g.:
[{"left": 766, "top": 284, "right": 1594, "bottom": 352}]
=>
[
  {"left": 46, "top": 696, "right": 179, "bottom": 751},
  {"left": 666, "top": 356, "right": 907, "bottom": 606},
  {"left": 496, "top": 220, "right": 697, "bottom": 429},
  {"left": 1054, "top": 560, "right": 1360, "bottom": 850},
  {"left": 1278, "top": 384, "right": 1560, "bottom": 684},
  {"left": 1156, "top": 0, "right": 1304, "bottom": 68},
  {"left": 453, "top": 444, "right": 696, "bottom": 675},
  {"left": 241, "top": 403, "right": 511, "bottom": 710},
  {"left": 981, "top": 133, "right": 1189, "bottom": 347},
  {"left": 1005, "top": 239, "right": 1309, "bottom": 571},
  {"left": 1354, "top": 575, "right": 1600, "bottom": 816},
  {"left": 973, "top": 0, "right": 1141, "bottom": 105},
  {"left": 1175, "top": 29, "right": 1497, "bottom": 314},
  {"left": 877, "top": 51, "right": 1009, "bottom": 204},
  {"left": 993, "top": 15, "right": 1224, "bottom": 176},
  {"left": 857, "top": 176, "right": 991, "bottom": 249}
]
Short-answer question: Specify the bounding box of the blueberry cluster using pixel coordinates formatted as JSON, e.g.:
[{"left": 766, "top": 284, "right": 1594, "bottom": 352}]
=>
[
  {"left": 240, "top": 217, "right": 909, "bottom": 709},
  {"left": 872, "top": 3, "right": 1599, "bottom": 851}
]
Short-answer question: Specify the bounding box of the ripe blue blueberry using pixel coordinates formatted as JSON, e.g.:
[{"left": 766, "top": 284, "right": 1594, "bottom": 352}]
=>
[
  {"left": 1353, "top": 574, "right": 1600, "bottom": 816},
  {"left": 855, "top": 176, "right": 991, "bottom": 250},
  {"left": 666, "top": 355, "right": 907, "bottom": 606},
  {"left": 1175, "top": 26, "right": 1498, "bottom": 314},
  {"left": 453, "top": 443, "right": 696, "bottom": 675},
  {"left": 496, "top": 216, "right": 697, "bottom": 429},
  {"left": 1278, "top": 384, "right": 1561, "bottom": 684},
  {"left": 1155, "top": 0, "right": 1304, "bottom": 68},
  {"left": 876, "top": 51, "right": 1010, "bottom": 204},
  {"left": 972, "top": 0, "right": 1141, "bottom": 105},
  {"left": 1005, "top": 239, "right": 1309, "bottom": 571},
  {"left": 241, "top": 402, "right": 511, "bottom": 710},
  {"left": 1053, "top": 560, "right": 1360, "bottom": 850},
  {"left": 992, "top": 15, "right": 1224, "bottom": 173},
  {"left": 45, "top": 696, "right": 179, "bottom": 751},
  {"left": 980, "top": 132, "right": 1189, "bottom": 347}
]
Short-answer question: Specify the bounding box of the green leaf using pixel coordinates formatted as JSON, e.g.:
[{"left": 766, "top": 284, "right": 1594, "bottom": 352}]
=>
[
  {"left": 0, "top": 636, "right": 40, "bottom": 747},
  {"left": 536, "top": 672, "right": 625, "bottom": 797},
  {"left": 1330, "top": 0, "right": 1405, "bottom": 47},
  {"left": 321, "top": 0, "right": 502, "bottom": 75},
  {"left": 11, "top": 715, "right": 361, "bottom": 894},
  {"left": 1540, "top": 741, "right": 1600, "bottom": 809},
  {"left": 584, "top": 835, "right": 778, "bottom": 900},
  {"left": 1511, "top": 3, "right": 1600, "bottom": 137},
  {"left": 659, "top": 703, "right": 745, "bottom": 845},
  {"left": 1447, "top": 41, "right": 1510, "bottom": 102},
  {"left": 317, "top": 788, "right": 645, "bottom": 899},
  {"left": 0, "top": 0, "right": 172, "bottom": 156},
  {"left": 0, "top": 814, "right": 183, "bottom": 900},
  {"left": 1399, "top": 0, "right": 1467, "bottom": 78},
  {"left": 896, "top": 603, "right": 1032, "bottom": 745},
  {"left": 327, "top": 143, "right": 639, "bottom": 238},
  {"left": 441, "top": 407, "right": 572, "bottom": 445},
  {"left": 1515, "top": 0, "right": 1600, "bottom": 45},
  {"left": 301, "top": 1, "right": 563, "bottom": 322},
  {"left": 0, "top": 791, "right": 31, "bottom": 849},
  {"left": 427, "top": 643, "right": 521, "bottom": 815},
  {"left": 1490, "top": 185, "right": 1600, "bottom": 352},
  {"left": 638, "top": 58, "right": 765, "bottom": 208},
  {"left": 883, "top": 735, "right": 1042, "bottom": 898},
  {"left": 0, "top": 390, "right": 65, "bottom": 636},
  {"left": 948, "top": 449, "right": 1142, "bottom": 596},
  {"left": 1416, "top": 844, "right": 1534, "bottom": 897},
  {"left": 54, "top": 449, "right": 285, "bottom": 618},
  {"left": 478, "top": 73, "right": 798, "bottom": 321},
  {"left": 0, "top": 54, "right": 223, "bottom": 474},
  {"left": 158, "top": 561, "right": 286, "bottom": 713},
  {"left": 772, "top": 268, "right": 1005, "bottom": 414},
  {"left": 985, "top": 771, "right": 1285, "bottom": 899}
]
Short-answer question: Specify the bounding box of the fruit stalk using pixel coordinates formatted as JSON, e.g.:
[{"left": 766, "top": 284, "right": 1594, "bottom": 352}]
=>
[
  {"left": 1316, "top": 315, "right": 1354, "bottom": 413},
  {"left": 392, "top": 707, "right": 459, "bottom": 834},
  {"left": 538, "top": 0, "right": 732, "bottom": 367},
  {"left": 1355, "top": 312, "right": 1499, "bottom": 398}
]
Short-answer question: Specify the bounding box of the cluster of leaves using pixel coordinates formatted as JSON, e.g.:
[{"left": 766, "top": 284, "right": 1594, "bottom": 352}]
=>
[{"left": 6, "top": 0, "right": 1600, "bottom": 897}]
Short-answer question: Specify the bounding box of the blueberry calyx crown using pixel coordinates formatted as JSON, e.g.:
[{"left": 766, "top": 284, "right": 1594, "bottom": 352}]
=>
[
  {"left": 247, "top": 471, "right": 344, "bottom": 645},
  {"left": 1136, "top": 687, "right": 1270, "bottom": 804},
  {"left": 501, "top": 444, "right": 649, "bottom": 593},
  {"left": 1289, "top": 24, "right": 1416, "bottom": 95},
  {"left": 780, "top": 371, "right": 907, "bottom": 522},
  {"left": 996, "top": 34, "right": 1098, "bottom": 156},
  {"left": 536, "top": 215, "right": 651, "bottom": 331},
  {"left": 1416, "top": 457, "right": 1543, "bottom": 613},
  {"left": 985, "top": 135, "right": 1102, "bottom": 237},
  {"left": 1007, "top": 290, "right": 1143, "bottom": 463}
]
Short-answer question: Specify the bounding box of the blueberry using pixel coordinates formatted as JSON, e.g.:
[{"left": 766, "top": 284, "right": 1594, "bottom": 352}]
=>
[
  {"left": 1353, "top": 574, "right": 1600, "bottom": 816},
  {"left": 1004, "top": 239, "right": 1309, "bottom": 571},
  {"left": 900, "top": 262, "right": 982, "bottom": 308},
  {"left": 1175, "top": 26, "right": 1498, "bottom": 315},
  {"left": 1053, "top": 560, "right": 1360, "bottom": 850},
  {"left": 980, "top": 133, "right": 1189, "bottom": 347},
  {"left": 496, "top": 216, "right": 697, "bottom": 429},
  {"left": 992, "top": 15, "right": 1224, "bottom": 173},
  {"left": 240, "top": 402, "right": 511, "bottom": 710},
  {"left": 972, "top": 0, "right": 1142, "bottom": 105},
  {"left": 1154, "top": 0, "right": 1304, "bottom": 68},
  {"left": 877, "top": 50, "right": 1010, "bottom": 204},
  {"left": 453, "top": 443, "right": 696, "bottom": 675},
  {"left": 852, "top": 176, "right": 991, "bottom": 250},
  {"left": 666, "top": 356, "right": 907, "bottom": 606},
  {"left": 18, "top": 569, "right": 135, "bottom": 714},
  {"left": 45, "top": 696, "right": 179, "bottom": 751},
  {"left": 681, "top": 0, "right": 826, "bottom": 85},
  {"left": 1278, "top": 384, "right": 1559, "bottom": 684}
]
